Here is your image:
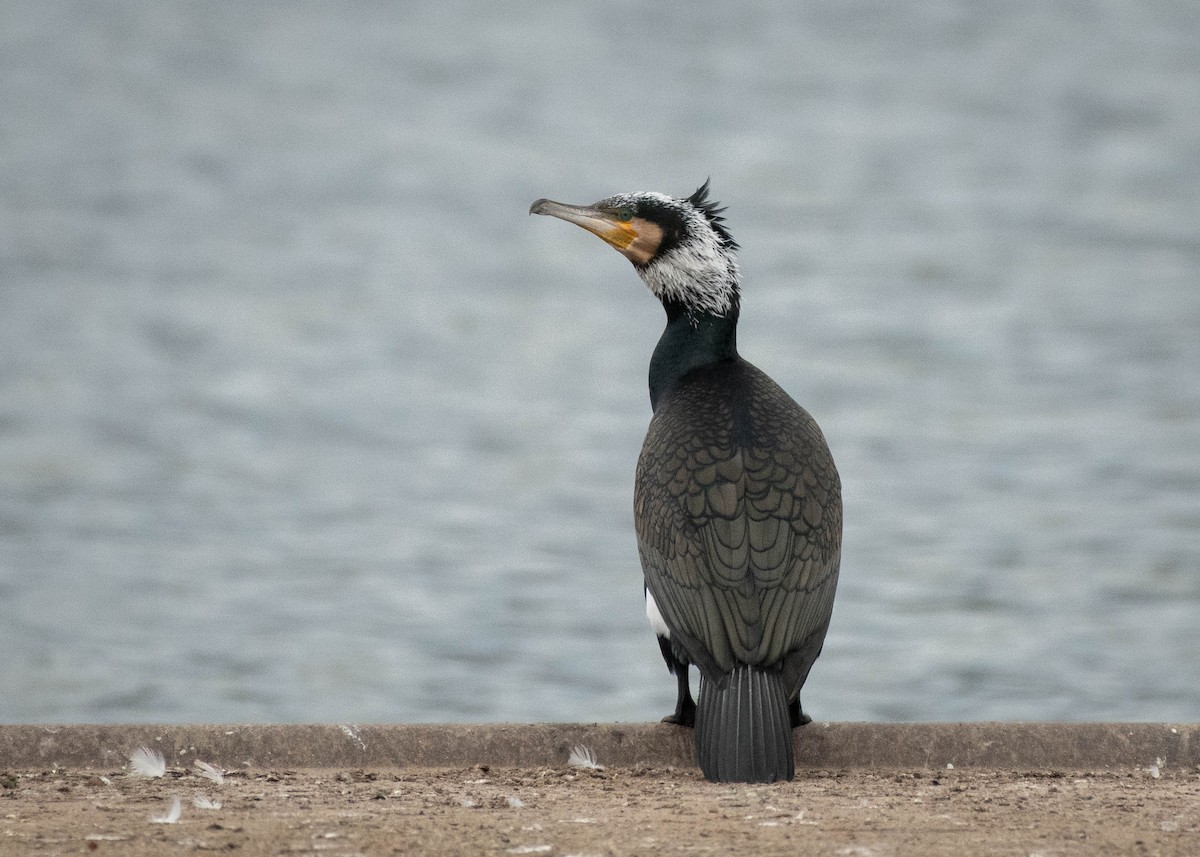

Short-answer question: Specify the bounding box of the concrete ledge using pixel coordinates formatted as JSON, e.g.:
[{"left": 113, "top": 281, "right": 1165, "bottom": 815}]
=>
[{"left": 1, "top": 723, "right": 1195, "bottom": 772}]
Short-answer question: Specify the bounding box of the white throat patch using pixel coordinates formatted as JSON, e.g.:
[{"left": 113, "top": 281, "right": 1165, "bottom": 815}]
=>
[{"left": 640, "top": 239, "right": 740, "bottom": 318}]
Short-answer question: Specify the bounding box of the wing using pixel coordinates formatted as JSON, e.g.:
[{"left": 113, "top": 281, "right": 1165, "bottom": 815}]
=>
[{"left": 635, "top": 360, "right": 841, "bottom": 685}]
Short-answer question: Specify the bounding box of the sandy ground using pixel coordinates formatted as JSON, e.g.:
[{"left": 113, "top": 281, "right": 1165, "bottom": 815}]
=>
[{"left": 2, "top": 763, "right": 1198, "bottom": 857}]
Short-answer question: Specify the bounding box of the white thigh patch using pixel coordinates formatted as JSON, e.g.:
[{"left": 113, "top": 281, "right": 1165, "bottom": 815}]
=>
[{"left": 645, "top": 589, "right": 671, "bottom": 638}]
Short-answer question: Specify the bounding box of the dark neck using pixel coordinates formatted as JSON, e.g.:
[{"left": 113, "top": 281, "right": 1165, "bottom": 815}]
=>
[{"left": 648, "top": 299, "right": 739, "bottom": 411}]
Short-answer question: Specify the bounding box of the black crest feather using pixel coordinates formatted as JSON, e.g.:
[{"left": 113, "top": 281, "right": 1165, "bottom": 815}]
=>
[{"left": 686, "top": 178, "right": 739, "bottom": 251}]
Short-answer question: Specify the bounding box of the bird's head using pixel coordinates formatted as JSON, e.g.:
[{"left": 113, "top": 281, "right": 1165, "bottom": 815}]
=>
[{"left": 530, "top": 179, "right": 740, "bottom": 318}]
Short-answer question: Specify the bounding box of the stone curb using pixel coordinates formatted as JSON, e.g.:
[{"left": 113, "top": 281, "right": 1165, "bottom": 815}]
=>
[{"left": 0, "top": 723, "right": 1195, "bottom": 772}]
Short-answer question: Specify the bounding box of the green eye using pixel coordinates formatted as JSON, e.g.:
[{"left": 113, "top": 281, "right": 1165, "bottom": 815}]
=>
[{"left": 616, "top": 206, "right": 635, "bottom": 222}]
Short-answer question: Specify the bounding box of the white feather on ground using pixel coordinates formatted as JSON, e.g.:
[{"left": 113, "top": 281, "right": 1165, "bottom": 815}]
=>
[
  {"left": 193, "top": 760, "right": 225, "bottom": 783},
  {"left": 128, "top": 746, "right": 166, "bottom": 778},
  {"left": 149, "top": 796, "right": 182, "bottom": 824},
  {"left": 193, "top": 795, "right": 222, "bottom": 810},
  {"left": 567, "top": 745, "right": 604, "bottom": 770}
]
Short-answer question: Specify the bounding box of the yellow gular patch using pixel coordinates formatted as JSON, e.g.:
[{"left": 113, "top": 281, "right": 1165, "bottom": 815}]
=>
[{"left": 593, "top": 219, "right": 637, "bottom": 250}]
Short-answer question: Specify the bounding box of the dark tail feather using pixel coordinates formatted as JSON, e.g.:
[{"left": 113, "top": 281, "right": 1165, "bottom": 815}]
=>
[{"left": 694, "top": 664, "right": 794, "bottom": 782}]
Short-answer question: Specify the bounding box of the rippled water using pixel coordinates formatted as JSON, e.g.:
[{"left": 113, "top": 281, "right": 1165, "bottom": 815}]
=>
[{"left": 2, "top": 1, "right": 1198, "bottom": 724}]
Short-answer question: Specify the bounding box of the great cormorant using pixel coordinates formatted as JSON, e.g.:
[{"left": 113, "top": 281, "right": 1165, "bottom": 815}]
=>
[{"left": 530, "top": 181, "right": 842, "bottom": 783}]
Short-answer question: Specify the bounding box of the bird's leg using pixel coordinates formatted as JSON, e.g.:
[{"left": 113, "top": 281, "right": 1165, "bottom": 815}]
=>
[
  {"left": 788, "top": 697, "right": 812, "bottom": 728},
  {"left": 664, "top": 664, "right": 697, "bottom": 727},
  {"left": 657, "top": 636, "right": 696, "bottom": 727}
]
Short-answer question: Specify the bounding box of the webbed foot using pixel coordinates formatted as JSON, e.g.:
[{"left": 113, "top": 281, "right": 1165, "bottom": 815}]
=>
[
  {"left": 789, "top": 698, "right": 812, "bottom": 728},
  {"left": 662, "top": 696, "right": 696, "bottom": 728}
]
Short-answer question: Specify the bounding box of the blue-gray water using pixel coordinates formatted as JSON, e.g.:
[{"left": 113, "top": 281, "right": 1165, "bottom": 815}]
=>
[{"left": 2, "top": 1, "right": 1198, "bottom": 725}]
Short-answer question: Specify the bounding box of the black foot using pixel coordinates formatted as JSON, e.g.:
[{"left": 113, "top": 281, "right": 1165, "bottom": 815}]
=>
[
  {"left": 789, "top": 698, "right": 812, "bottom": 728},
  {"left": 662, "top": 696, "right": 696, "bottom": 728}
]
